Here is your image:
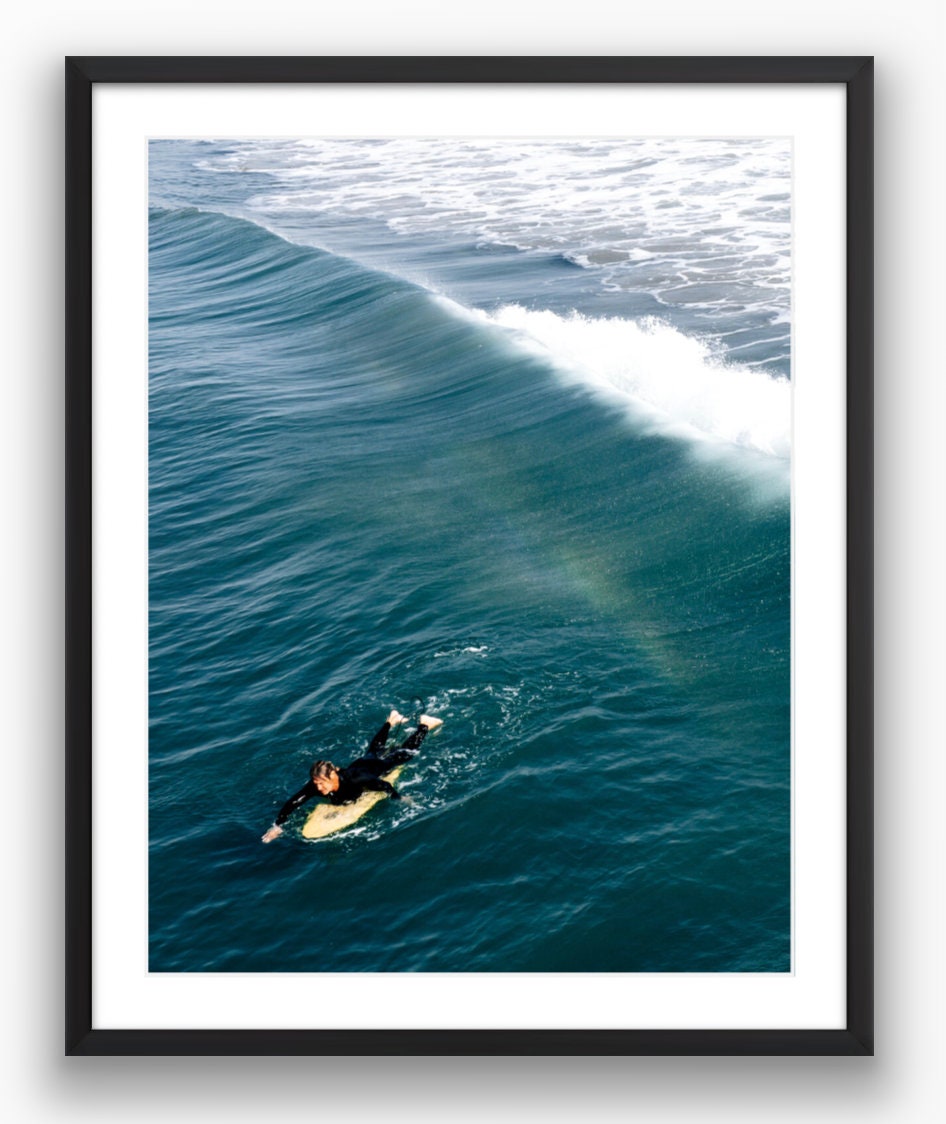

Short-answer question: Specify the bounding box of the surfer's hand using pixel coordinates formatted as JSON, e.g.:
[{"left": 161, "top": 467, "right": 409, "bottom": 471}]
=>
[
  {"left": 389, "top": 791, "right": 402, "bottom": 801},
  {"left": 261, "top": 825, "right": 283, "bottom": 843}
]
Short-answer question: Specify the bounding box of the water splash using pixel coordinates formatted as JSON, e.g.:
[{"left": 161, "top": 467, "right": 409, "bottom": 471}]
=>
[{"left": 479, "top": 304, "right": 791, "bottom": 459}]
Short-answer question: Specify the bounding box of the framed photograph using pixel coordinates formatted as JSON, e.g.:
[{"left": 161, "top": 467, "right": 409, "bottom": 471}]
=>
[{"left": 66, "top": 57, "right": 873, "bottom": 1055}]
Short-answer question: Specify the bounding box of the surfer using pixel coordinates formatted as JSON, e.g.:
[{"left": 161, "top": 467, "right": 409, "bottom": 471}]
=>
[{"left": 261, "top": 710, "right": 442, "bottom": 842}]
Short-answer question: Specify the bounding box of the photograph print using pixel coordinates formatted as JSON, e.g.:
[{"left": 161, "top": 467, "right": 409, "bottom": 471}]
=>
[{"left": 148, "top": 135, "right": 792, "bottom": 974}]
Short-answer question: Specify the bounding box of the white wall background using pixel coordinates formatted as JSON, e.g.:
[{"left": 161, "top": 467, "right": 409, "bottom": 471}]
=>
[{"left": 2, "top": 2, "right": 941, "bottom": 1120}]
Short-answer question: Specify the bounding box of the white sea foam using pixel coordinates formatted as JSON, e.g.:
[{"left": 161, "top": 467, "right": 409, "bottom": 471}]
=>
[
  {"left": 195, "top": 138, "right": 793, "bottom": 460},
  {"left": 433, "top": 645, "right": 489, "bottom": 659},
  {"left": 212, "top": 136, "right": 791, "bottom": 324},
  {"left": 474, "top": 304, "right": 791, "bottom": 459}
]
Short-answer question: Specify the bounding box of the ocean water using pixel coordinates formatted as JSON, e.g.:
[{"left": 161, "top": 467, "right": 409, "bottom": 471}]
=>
[{"left": 148, "top": 137, "right": 791, "bottom": 973}]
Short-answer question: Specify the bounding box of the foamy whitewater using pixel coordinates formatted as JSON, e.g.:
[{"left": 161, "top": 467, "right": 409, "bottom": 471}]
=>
[
  {"left": 171, "top": 137, "right": 792, "bottom": 463},
  {"left": 206, "top": 137, "right": 790, "bottom": 321},
  {"left": 148, "top": 138, "right": 792, "bottom": 974},
  {"left": 462, "top": 304, "right": 790, "bottom": 457}
]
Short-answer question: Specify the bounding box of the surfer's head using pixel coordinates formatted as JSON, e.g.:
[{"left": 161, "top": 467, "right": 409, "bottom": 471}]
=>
[{"left": 310, "top": 760, "right": 340, "bottom": 795}]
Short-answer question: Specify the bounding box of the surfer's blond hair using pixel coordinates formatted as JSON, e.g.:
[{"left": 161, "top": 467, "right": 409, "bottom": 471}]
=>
[{"left": 310, "top": 760, "right": 338, "bottom": 781}]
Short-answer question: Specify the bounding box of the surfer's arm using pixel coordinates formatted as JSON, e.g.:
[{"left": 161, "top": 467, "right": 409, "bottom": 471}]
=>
[
  {"left": 274, "top": 783, "right": 317, "bottom": 824},
  {"left": 361, "top": 777, "right": 401, "bottom": 800},
  {"left": 262, "top": 783, "right": 316, "bottom": 841}
]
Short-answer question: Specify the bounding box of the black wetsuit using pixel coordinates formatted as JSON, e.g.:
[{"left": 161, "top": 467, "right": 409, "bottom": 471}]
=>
[{"left": 273, "top": 720, "right": 429, "bottom": 827}]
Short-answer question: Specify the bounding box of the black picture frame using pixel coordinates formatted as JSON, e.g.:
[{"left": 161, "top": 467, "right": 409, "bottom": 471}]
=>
[{"left": 65, "top": 55, "right": 873, "bottom": 1056}]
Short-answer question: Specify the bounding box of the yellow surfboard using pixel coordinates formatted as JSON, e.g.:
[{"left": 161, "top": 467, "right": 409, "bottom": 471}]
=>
[{"left": 301, "top": 765, "right": 404, "bottom": 840}]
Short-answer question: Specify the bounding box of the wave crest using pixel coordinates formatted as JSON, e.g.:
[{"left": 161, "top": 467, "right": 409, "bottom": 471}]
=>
[{"left": 480, "top": 305, "right": 790, "bottom": 458}]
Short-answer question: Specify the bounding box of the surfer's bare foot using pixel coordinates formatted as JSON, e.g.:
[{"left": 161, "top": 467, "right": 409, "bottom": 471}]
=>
[
  {"left": 419, "top": 714, "right": 443, "bottom": 732},
  {"left": 387, "top": 709, "right": 406, "bottom": 726}
]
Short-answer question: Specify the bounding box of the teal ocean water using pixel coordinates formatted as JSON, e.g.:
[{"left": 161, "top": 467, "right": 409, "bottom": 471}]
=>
[{"left": 149, "top": 139, "right": 791, "bottom": 973}]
